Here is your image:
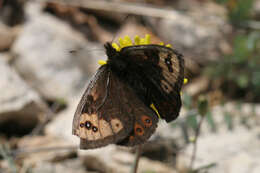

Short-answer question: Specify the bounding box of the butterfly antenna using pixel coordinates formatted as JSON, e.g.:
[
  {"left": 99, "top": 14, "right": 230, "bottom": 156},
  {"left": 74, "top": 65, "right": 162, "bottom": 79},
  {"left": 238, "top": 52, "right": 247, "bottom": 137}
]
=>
[{"left": 110, "top": 14, "right": 131, "bottom": 44}]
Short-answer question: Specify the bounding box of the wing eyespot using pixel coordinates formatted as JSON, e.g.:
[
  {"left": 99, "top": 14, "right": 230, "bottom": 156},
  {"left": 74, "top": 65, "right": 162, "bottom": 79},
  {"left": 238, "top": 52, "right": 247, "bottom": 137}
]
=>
[
  {"left": 141, "top": 115, "right": 153, "bottom": 127},
  {"left": 92, "top": 126, "right": 98, "bottom": 132},
  {"left": 85, "top": 121, "right": 92, "bottom": 129},
  {"left": 134, "top": 123, "right": 144, "bottom": 136}
]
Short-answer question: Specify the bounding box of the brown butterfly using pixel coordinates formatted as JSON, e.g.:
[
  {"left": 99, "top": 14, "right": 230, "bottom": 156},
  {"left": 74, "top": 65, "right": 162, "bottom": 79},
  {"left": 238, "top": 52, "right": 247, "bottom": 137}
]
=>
[{"left": 72, "top": 36, "right": 184, "bottom": 149}]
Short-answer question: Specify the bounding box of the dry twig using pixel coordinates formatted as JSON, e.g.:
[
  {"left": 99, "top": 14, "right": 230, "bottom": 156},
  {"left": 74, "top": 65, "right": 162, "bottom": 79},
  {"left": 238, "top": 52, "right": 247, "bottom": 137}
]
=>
[
  {"left": 37, "top": 0, "right": 184, "bottom": 20},
  {"left": 131, "top": 145, "right": 142, "bottom": 173},
  {"left": 189, "top": 116, "right": 205, "bottom": 170}
]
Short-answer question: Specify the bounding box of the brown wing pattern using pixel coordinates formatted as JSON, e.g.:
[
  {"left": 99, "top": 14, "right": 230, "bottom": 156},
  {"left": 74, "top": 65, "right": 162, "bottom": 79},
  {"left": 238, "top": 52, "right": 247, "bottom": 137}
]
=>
[
  {"left": 117, "top": 81, "right": 159, "bottom": 146},
  {"left": 73, "top": 65, "right": 132, "bottom": 149},
  {"left": 120, "top": 45, "right": 184, "bottom": 122},
  {"left": 73, "top": 65, "right": 158, "bottom": 149}
]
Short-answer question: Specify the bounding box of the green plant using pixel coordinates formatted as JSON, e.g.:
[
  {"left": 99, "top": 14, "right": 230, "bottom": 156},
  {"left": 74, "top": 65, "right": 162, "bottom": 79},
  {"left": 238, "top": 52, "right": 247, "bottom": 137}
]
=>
[
  {"left": 205, "top": 31, "right": 260, "bottom": 101},
  {"left": 0, "top": 143, "right": 17, "bottom": 173},
  {"left": 215, "top": 0, "right": 254, "bottom": 25}
]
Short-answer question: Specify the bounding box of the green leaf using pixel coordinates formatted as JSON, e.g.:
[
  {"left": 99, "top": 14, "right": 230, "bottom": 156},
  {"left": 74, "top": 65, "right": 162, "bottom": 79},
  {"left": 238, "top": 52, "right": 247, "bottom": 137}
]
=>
[
  {"left": 233, "top": 35, "right": 251, "bottom": 62},
  {"left": 198, "top": 96, "right": 209, "bottom": 117},
  {"left": 179, "top": 121, "right": 190, "bottom": 144},
  {"left": 229, "top": 0, "right": 254, "bottom": 25},
  {"left": 183, "top": 93, "right": 192, "bottom": 109},
  {"left": 236, "top": 74, "right": 249, "bottom": 88},
  {"left": 186, "top": 112, "right": 198, "bottom": 132},
  {"left": 206, "top": 111, "right": 217, "bottom": 133},
  {"left": 224, "top": 112, "right": 233, "bottom": 131}
]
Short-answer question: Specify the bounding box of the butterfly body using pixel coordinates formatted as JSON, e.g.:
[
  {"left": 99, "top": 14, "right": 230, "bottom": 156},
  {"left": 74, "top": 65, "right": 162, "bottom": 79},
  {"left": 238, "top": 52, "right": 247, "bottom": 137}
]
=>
[{"left": 73, "top": 42, "right": 184, "bottom": 149}]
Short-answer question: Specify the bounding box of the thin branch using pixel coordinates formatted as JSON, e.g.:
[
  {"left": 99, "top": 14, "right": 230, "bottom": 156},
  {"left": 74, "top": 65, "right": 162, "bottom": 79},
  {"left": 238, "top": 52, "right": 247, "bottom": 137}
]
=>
[
  {"left": 11, "top": 145, "right": 78, "bottom": 157},
  {"left": 189, "top": 115, "right": 205, "bottom": 170},
  {"left": 0, "top": 144, "right": 17, "bottom": 173},
  {"left": 37, "top": 0, "right": 185, "bottom": 20},
  {"left": 131, "top": 145, "right": 142, "bottom": 173}
]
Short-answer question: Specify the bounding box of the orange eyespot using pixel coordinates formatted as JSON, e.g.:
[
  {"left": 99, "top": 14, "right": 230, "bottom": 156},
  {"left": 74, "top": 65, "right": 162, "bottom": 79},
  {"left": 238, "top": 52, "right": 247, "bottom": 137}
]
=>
[
  {"left": 134, "top": 123, "right": 144, "bottom": 136},
  {"left": 141, "top": 115, "right": 152, "bottom": 127}
]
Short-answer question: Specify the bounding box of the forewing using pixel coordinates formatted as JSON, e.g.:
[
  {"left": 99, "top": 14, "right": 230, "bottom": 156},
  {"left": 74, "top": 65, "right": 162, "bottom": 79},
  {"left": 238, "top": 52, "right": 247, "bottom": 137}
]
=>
[
  {"left": 73, "top": 65, "right": 134, "bottom": 149},
  {"left": 120, "top": 45, "right": 184, "bottom": 122}
]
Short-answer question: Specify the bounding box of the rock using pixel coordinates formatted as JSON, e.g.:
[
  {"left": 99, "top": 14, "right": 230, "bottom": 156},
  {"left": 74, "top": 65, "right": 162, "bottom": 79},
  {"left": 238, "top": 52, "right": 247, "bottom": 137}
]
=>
[
  {"left": 0, "top": 22, "right": 17, "bottom": 51},
  {"left": 253, "top": 0, "right": 260, "bottom": 16},
  {"left": 0, "top": 0, "right": 25, "bottom": 26},
  {"left": 11, "top": 2, "right": 106, "bottom": 101},
  {"left": 45, "top": 95, "right": 80, "bottom": 144},
  {"left": 204, "top": 102, "right": 260, "bottom": 133},
  {"left": 82, "top": 155, "right": 112, "bottom": 173},
  {"left": 156, "top": 102, "right": 260, "bottom": 143},
  {"left": 18, "top": 135, "right": 77, "bottom": 164},
  {"left": 0, "top": 55, "right": 45, "bottom": 136},
  {"left": 176, "top": 102, "right": 260, "bottom": 173},
  {"left": 30, "top": 160, "right": 86, "bottom": 173},
  {"left": 113, "top": 20, "right": 162, "bottom": 44},
  {"left": 78, "top": 146, "right": 177, "bottom": 173},
  {"left": 184, "top": 76, "right": 209, "bottom": 97},
  {"left": 153, "top": 2, "right": 232, "bottom": 64},
  {"left": 177, "top": 126, "right": 260, "bottom": 173}
]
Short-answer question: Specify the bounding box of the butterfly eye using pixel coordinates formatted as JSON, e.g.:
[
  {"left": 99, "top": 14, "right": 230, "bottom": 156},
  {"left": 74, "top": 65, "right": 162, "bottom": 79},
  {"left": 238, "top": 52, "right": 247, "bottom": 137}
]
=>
[{"left": 141, "top": 115, "right": 153, "bottom": 127}]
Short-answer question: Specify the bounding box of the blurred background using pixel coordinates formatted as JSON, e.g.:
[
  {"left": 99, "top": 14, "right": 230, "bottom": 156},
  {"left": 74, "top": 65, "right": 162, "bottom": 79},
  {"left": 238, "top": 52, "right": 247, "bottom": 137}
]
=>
[{"left": 0, "top": 0, "right": 259, "bottom": 172}]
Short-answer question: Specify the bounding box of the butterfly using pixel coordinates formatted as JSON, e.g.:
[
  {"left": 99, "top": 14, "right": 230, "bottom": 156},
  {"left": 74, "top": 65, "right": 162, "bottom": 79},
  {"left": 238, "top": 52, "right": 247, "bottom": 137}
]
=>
[{"left": 72, "top": 35, "right": 184, "bottom": 149}]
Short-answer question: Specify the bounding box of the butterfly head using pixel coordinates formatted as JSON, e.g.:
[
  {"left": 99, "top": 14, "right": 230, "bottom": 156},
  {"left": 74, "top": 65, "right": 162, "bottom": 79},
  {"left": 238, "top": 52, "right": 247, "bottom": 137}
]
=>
[{"left": 104, "top": 42, "right": 118, "bottom": 60}]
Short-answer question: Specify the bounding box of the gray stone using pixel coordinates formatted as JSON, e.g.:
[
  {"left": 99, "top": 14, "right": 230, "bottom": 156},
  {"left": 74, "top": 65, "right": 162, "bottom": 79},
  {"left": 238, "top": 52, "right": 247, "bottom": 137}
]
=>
[
  {"left": 30, "top": 160, "right": 86, "bottom": 173},
  {"left": 178, "top": 126, "right": 260, "bottom": 173},
  {"left": 154, "top": 2, "right": 231, "bottom": 64},
  {"left": 12, "top": 2, "right": 106, "bottom": 100},
  {"left": 253, "top": 0, "right": 260, "bottom": 16},
  {"left": 177, "top": 103, "right": 260, "bottom": 173},
  {"left": 0, "top": 22, "right": 16, "bottom": 51},
  {"left": 0, "top": 55, "right": 44, "bottom": 129},
  {"left": 45, "top": 95, "right": 80, "bottom": 144},
  {"left": 78, "top": 146, "right": 177, "bottom": 173}
]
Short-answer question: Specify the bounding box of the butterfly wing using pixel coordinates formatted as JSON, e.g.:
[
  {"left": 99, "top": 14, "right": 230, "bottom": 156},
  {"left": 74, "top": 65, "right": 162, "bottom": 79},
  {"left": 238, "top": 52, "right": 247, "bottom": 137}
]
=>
[
  {"left": 120, "top": 45, "right": 184, "bottom": 122},
  {"left": 116, "top": 82, "right": 159, "bottom": 147},
  {"left": 73, "top": 65, "right": 158, "bottom": 149}
]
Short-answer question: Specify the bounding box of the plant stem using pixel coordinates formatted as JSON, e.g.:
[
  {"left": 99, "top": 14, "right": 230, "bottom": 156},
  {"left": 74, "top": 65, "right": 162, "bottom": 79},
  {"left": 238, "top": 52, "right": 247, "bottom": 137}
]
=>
[
  {"left": 189, "top": 115, "right": 205, "bottom": 170},
  {"left": 131, "top": 145, "right": 142, "bottom": 173}
]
